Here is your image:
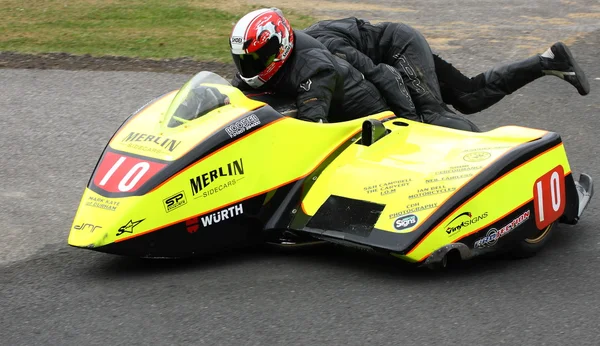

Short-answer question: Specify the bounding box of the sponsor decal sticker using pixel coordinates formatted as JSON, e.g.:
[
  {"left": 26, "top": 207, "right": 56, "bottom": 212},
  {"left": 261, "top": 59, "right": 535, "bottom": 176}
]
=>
[
  {"left": 434, "top": 165, "right": 483, "bottom": 175},
  {"left": 190, "top": 159, "right": 244, "bottom": 198},
  {"left": 474, "top": 210, "right": 531, "bottom": 248},
  {"left": 462, "top": 145, "right": 512, "bottom": 153},
  {"left": 393, "top": 214, "right": 419, "bottom": 231},
  {"left": 225, "top": 114, "right": 261, "bottom": 138},
  {"left": 186, "top": 204, "right": 244, "bottom": 234},
  {"left": 445, "top": 211, "right": 488, "bottom": 236},
  {"left": 364, "top": 178, "right": 412, "bottom": 196},
  {"left": 388, "top": 202, "right": 438, "bottom": 219},
  {"left": 116, "top": 219, "right": 145, "bottom": 236},
  {"left": 186, "top": 218, "right": 200, "bottom": 234},
  {"left": 408, "top": 185, "right": 456, "bottom": 199},
  {"left": 195, "top": 179, "right": 240, "bottom": 199},
  {"left": 163, "top": 191, "right": 187, "bottom": 213},
  {"left": 425, "top": 173, "right": 474, "bottom": 184},
  {"left": 85, "top": 196, "right": 120, "bottom": 211},
  {"left": 73, "top": 222, "right": 102, "bottom": 233},
  {"left": 463, "top": 151, "right": 491, "bottom": 162},
  {"left": 121, "top": 132, "right": 182, "bottom": 153}
]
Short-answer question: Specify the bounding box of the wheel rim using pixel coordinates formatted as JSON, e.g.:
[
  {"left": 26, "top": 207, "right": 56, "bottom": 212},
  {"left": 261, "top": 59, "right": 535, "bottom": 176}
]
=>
[{"left": 524, "top": 223, "right": 554, "bottom": 244}]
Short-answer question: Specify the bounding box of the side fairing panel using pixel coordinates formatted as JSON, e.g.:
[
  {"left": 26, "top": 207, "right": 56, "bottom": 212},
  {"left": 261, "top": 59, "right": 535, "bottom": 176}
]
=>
[
  {"left": 297, "top": 120, "right": 572, "bottom": 261},
  {"left": 301, "top": 121, "right": 549, "bottom": 230},
  {"left": 402, "top": 143, "right": 571, "bottom": 262},
  {"left": 69, "top": 104, "right": 396, "bottom": 253}
]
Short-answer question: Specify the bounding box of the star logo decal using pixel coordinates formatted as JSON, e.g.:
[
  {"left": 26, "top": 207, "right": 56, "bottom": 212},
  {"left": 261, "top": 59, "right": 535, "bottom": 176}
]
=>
[{"left": 116, "top": 219, "right": 145, "bottom": 236}]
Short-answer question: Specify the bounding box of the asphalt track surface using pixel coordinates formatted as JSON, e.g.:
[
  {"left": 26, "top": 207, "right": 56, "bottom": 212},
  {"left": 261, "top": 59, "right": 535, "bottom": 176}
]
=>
[{"left": 2, "top": 2, "right": 600, "bottom": 345}]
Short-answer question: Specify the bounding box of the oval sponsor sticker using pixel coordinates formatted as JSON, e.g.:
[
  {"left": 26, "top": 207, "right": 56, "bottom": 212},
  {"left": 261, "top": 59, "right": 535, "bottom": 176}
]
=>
[
  {"left": 393, "top": 214, "right": 419, "bottom": 231},
  {"left": 463, "top": 151, "right": 491, "bottom": 162}
]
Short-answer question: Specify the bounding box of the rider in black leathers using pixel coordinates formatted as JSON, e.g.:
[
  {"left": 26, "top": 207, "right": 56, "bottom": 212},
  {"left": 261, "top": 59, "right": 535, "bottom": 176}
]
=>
[
  {"left": 230, "top": 8, "right": 416, "bottom": 124},
  {"left": 230, "top": 8, "right": 480, "bottom": 131},
  {"left": 303, "top": 17, "right": 590, "bottom": 120},
  {"left": 232, "top": 30, "right": 398, "bottom": 123}
]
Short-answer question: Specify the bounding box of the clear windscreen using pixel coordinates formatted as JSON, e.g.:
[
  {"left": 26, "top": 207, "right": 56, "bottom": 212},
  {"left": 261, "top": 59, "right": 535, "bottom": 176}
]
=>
[{"left": 164, "top": 71, "right": 233, "bottom": 128}]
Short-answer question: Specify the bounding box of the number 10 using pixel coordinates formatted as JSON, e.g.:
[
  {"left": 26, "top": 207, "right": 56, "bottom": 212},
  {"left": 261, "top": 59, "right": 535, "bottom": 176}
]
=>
[
  {"left": 533, "top": 166, "right": 565, "bottom": 229},
  {"left": 98, "top": 156, "right": 151, "bottom": 192},
  {"left": 92, "top": 152, "right": 166, "bottom": 193}
]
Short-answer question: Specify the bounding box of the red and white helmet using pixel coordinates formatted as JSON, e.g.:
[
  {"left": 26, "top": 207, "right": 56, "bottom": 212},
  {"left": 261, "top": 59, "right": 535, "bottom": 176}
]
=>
[{"left": 230, "top": 8, "right": 294, "bottom": 88}]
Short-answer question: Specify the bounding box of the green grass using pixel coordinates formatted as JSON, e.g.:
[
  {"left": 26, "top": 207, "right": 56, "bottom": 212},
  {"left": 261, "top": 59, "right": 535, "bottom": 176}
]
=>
[{"left": 0, "top": 0, "right": 315, "bottom": 63}]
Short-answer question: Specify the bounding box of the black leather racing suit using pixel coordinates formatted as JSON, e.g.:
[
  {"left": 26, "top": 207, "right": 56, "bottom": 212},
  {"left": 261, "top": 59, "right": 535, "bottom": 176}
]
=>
[
  {"left": 304, "top": 17, "right": 479, "bottom": 131},
  {"left": 433, "top": 53, "right": 544, "bottom": 115},
  {"left": 305, "top": 17, "right": 549, "bottom": 127},
  {"left": 231, "top": 31, "right": 391, "bottom": 123}
]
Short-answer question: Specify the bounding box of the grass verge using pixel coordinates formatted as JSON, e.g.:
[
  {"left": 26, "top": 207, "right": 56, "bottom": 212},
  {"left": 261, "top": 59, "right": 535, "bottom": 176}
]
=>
[{"left": 0, "top": 0, "right": 315, "bottom": 63}]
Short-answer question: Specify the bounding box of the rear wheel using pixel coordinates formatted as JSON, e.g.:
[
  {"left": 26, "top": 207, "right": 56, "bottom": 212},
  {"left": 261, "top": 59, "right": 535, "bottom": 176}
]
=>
[
  {"left": 426, "top": 249, "right": 461, "bottom": 270},
  {"left": 426, "top": 254, "right": 448, "bottom": 271},
  {"left": 509, "top": 222, "right": 555, "bottom": 258}
]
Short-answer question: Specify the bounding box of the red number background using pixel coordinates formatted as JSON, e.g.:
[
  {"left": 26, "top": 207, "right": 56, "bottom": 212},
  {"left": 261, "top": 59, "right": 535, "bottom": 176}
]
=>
[
  {"left": 93, "top": 152, "right": 166, "bottom": 193},
  {"left": 533, "top": 165, "right": 566, "bottom": 229}
]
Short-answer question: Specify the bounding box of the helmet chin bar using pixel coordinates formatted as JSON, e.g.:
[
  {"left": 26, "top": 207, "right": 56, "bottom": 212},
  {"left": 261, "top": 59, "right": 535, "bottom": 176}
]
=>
[
  {"left": 240, "top": 56, "right": 286, "bottom": 89},
  {"left": 242, "top": 74, "right": 266, "bottom": 88}
]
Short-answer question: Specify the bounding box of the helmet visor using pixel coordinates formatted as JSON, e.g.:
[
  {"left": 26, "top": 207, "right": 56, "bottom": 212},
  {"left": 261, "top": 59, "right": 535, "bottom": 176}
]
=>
[{"left": 232, "top": 36, "right": 280, "bottom": 78}]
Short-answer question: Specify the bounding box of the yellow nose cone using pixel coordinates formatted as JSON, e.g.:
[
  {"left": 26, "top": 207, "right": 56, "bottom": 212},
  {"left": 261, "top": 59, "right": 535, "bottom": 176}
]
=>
[{"left": 67, "top": 189, "right": 137, "bottom": 249}]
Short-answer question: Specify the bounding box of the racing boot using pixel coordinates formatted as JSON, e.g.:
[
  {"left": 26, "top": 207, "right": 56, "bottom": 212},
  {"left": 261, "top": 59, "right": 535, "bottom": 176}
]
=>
[
  {"left": 540, "top": 42, "right": 590, "bottom": 96},
  {"left": 475, "top": 42, "right": 590, "bottom": 97},
  {"left": 437, "top": 43, "right": 590, "bottom": 115}
]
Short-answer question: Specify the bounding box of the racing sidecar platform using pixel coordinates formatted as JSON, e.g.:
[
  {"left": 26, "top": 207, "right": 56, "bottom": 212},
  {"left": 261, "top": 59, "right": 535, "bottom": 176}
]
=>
[{"left": 67, "top": 71, "right": 593, "bottom": 268}]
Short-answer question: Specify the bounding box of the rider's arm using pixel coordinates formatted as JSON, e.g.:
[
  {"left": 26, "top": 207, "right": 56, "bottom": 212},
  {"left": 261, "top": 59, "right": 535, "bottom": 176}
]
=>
[
  {"left": 231, "top": 62, "right": 334, "bottom": 123},
  {"left": 322, "top": 37, "right": 420, "bottom": 121},
  {"left": 289, "top": 48, "right": 347, "bottom": 123},
  {"left": 294, "top": 67, "right": 340, "bottom": 123}
]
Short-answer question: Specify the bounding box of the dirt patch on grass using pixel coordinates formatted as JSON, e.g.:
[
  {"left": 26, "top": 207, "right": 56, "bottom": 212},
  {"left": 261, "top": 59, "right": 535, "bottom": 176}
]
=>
[{"left": 0, "top": 51, "right": 238, "bottom": 77}]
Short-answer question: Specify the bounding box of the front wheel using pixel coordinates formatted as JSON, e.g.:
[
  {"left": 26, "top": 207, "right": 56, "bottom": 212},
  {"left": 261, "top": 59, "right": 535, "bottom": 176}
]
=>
[{"left": 509, "top": 222, "right": 556, "bottom": 258}]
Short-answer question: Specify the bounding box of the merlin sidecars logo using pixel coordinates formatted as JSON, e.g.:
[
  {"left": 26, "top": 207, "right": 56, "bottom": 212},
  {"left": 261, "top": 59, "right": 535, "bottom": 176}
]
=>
[
  {"left": 445, "top": 211, "right": 488, "bottom": 236},
  {"left": 393, "top": 214, "right": 418, "bottom": 231},
  {"left": 190, "top": 158, "right": 244, "bottom": 197},
  {"left": 121, "top": 132, "right": 182, "bottom": 153}
]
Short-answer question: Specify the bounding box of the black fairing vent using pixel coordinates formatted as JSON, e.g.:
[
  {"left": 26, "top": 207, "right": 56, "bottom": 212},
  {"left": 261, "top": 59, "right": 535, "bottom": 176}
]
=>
[{"left": 306, "top": 196, "right": 385, "bottom": 237}]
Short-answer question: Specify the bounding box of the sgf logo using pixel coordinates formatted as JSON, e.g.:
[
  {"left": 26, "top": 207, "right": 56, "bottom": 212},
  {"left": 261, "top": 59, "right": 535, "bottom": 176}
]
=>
[{"left": 163, "top": 191, "right": 187, "bottom": 213}]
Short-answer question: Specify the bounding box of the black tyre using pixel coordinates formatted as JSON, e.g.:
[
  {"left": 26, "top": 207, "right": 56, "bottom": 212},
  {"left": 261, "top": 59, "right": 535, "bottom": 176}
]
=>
[
  {"left": 426, "top": 254, "right": 448, "bottom": 271},
  {"left": 425, "top": 249, "right": 461, "bottom": 271},
  {"left": 509, "top": 222, "right": 555, "bottom": 259}
]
